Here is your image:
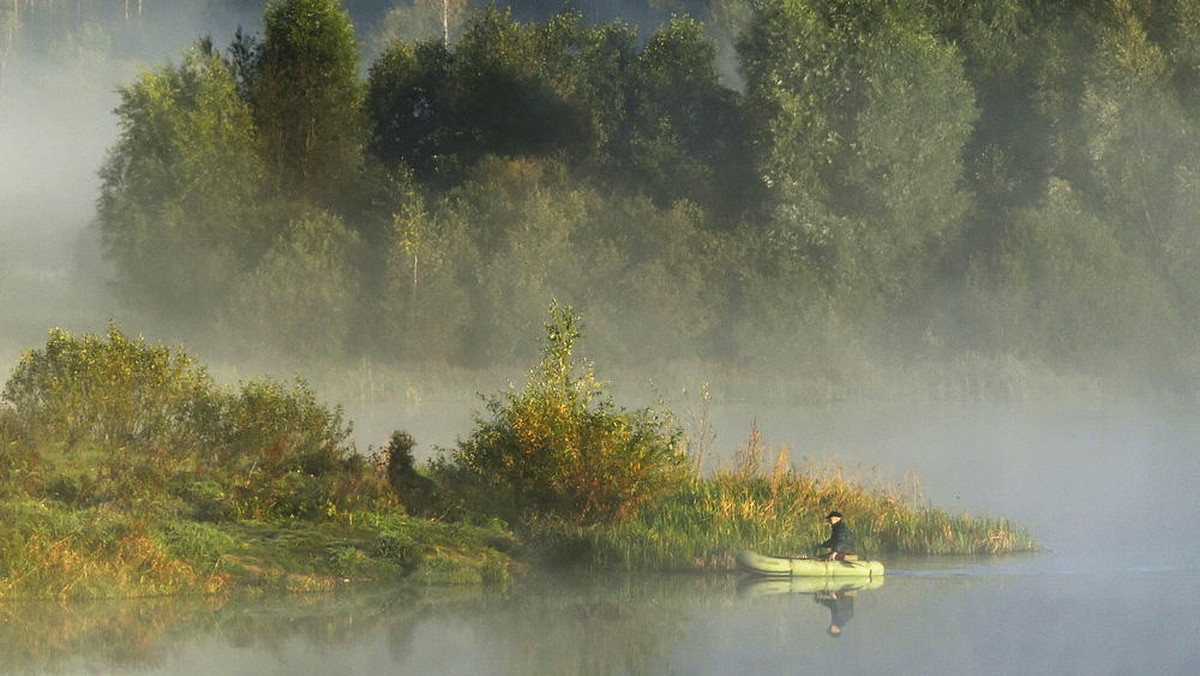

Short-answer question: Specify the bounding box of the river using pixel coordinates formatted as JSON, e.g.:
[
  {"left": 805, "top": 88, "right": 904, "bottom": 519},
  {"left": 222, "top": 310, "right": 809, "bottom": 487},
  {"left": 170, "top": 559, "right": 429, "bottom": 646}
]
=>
[
  {"left": 3, "top": 557, "right": 1197, "bottom": 675},
  {"left": 2, "top": 399, "right": 1197, "bottom": 674}
]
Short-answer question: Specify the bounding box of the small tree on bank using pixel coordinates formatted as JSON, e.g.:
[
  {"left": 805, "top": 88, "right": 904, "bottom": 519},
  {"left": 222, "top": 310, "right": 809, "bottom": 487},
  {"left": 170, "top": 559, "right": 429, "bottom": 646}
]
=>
[{"left": 448, "top": 304, "right": 689, "bottom": 526}]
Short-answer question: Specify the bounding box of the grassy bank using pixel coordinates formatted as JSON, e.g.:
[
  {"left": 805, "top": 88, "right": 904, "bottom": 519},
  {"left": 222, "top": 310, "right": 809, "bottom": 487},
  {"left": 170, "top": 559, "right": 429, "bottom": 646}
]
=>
[
  {"left": 0, "top": 326, "right": 518, "bottom": 599},
  {"left": 533, "top": 462, "right": 1035, "bottom": 571},
  {"left": 0, "top": 319, "right": 1037, "bottom": 599},
  {"left": 0, "top": 499, "right": 514, "bottom": 599}
]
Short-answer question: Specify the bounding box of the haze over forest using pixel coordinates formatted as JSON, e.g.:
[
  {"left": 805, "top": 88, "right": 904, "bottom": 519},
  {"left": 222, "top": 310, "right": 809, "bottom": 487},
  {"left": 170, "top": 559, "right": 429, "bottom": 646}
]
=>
[{"left": 3, "top": 0, "right": 1200, "bottom": 405}]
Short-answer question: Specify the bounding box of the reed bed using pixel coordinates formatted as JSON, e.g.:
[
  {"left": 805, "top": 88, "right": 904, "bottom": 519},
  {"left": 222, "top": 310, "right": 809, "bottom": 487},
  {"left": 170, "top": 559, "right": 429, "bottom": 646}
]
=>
[{"left": 530, "top": 426, "right": 1038, "bottom": 570}]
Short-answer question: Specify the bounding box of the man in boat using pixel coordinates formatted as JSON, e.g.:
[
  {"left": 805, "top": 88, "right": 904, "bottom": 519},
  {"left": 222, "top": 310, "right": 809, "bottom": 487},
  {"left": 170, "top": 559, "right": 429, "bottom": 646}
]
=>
[{"left": 820, "top": 511, "right": 856, "bottom": 561}]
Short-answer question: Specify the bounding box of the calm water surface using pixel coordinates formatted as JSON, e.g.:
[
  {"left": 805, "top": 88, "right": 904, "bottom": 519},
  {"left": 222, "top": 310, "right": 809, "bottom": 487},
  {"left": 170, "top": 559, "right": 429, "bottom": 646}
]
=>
[
  {"left": 5, "top": 557, "right": 1197, "bottom": 675},
  {"left": 4, "top": 400, "right": 1197, "bottom": 675}
]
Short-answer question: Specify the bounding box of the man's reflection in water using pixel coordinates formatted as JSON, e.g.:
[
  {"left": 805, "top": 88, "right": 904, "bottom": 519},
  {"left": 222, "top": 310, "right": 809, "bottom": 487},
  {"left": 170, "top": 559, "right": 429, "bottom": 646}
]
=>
[
  {"left": 815, "top": 589, "right": 855, "bottom": 637},
  {"left": 736, "top": 576, "right": 878, "bottom": 637}
]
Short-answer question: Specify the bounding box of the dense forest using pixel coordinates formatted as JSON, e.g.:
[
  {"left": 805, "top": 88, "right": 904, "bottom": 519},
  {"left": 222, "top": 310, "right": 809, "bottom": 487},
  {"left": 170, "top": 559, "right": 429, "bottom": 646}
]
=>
[{"left": 6, "top": 0, "right": 1200, "bottom": 396}]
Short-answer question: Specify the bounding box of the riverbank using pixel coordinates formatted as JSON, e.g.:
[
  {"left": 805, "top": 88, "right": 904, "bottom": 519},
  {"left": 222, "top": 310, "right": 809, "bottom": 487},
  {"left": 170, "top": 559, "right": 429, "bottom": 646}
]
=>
[
  {"left": 0, "top": 498, "right": 517, "bottom": 599},
  {"left": 0, "top": 324, "right": 1037, "bottom": 599},
  {"left": 0, "top": 473, "right": 1034, "bottom": 600},
  {"left": 0, "top": 430, "right": 1035, "bottom": 600}
]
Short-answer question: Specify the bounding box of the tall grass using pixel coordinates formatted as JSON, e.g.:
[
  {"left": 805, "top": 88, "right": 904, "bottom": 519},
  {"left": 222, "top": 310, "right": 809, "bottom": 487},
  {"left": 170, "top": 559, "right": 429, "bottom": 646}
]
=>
[
  {"left": 0, "top": 495, "right": 517, "bottom": 599},
  {"left": 0, "top": 498, "right": 224, "bottom": 599},
  {"left": 531, "top": 423, "right": 1038, "bottom": 570}
]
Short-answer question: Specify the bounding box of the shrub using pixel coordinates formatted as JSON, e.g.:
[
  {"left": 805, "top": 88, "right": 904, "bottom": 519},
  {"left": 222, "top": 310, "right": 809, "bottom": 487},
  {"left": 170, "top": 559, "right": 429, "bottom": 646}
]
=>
[
  {"left": 0, "top": 408, "right": 34, "bottom": 492},
  {"left": 1, "top": 327, "right": 393, "bottom": 520},
  {"left": 382, "top": 430, "right": 438, "bottom": 516},
  {"left": 447, "top": 304, "right": 689, "bottom": 525},
  {"left": 206, "top": 378, "right": 352, "bottom": 475},
  {"left": 2, "top": 325, "right": 214, "bottom": 449},
  {"left": 182, "top": 480, "right": 235, "bottom": 523}
]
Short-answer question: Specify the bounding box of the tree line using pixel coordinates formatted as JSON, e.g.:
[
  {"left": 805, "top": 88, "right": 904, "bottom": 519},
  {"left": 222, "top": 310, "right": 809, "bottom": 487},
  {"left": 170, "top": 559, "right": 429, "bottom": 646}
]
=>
[{"left": 93, "top": 0, "right": 1200, "bottom": 392}]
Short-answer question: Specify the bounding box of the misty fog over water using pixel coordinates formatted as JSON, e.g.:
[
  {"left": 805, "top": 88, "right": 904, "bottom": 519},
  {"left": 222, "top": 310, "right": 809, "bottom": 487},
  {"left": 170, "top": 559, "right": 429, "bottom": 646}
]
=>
[
  {"left": 326, "top": 393, "right": 1200, "bottom": 673},
  {"left": 4, "top": 3, "right": 1200, "bottom": 674}
]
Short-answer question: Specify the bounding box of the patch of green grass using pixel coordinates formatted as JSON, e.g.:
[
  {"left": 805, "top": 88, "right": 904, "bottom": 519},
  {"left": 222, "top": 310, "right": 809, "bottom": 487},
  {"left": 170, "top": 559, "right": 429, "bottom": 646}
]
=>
[{"left": 0, "top": 499, "right": 517, "bottom": 599}]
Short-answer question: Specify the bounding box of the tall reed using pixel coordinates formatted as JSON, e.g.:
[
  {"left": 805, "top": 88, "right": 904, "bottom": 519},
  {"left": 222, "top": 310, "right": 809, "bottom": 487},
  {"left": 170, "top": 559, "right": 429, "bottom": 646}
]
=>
[{"left": 532, "top": 423, "right": 1038, "bottom": 570}]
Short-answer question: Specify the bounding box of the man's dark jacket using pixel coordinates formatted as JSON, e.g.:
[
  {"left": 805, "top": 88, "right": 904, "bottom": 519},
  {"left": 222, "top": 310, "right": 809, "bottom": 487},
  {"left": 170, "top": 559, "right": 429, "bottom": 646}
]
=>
[{"left": 821, "top": 521, "right": 855, "bottom": 554}]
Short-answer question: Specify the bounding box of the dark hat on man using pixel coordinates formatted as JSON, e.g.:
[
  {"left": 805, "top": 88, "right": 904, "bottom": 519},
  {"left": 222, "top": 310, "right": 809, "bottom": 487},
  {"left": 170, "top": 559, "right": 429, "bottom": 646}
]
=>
[{"left": 826, "top": 511, "right": 843, "bottom": 519}]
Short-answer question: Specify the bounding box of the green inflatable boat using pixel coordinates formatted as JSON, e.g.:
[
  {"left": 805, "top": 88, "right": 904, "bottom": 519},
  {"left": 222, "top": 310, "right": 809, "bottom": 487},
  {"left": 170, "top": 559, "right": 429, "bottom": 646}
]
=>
[{"left": 736, "top": 550, "right": 885, "bottom": 578}]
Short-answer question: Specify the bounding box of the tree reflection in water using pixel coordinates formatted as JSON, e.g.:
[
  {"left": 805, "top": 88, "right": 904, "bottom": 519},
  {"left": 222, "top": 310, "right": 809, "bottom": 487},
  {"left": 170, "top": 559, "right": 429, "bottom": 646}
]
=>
[{"left": 0, "top": 574, "right": 742, "bottom": 674}]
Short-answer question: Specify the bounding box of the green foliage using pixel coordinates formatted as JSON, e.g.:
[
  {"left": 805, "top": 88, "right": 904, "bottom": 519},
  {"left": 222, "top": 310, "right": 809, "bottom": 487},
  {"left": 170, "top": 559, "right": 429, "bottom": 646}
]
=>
[
  {"left": 1, "top": 326, "right": 391, "bottom": 520},
  {"left": 224, "top": 208, "right": 364, "bottom": 363},
  {"left": 365, "top": 39, "right": 455, "bottom": 179},
  {"left": 2, "top": 325, "right": 213, "bottom": 449},
  {"left": 367, "top": 8, "right": 755, "bottom": 217},
  {"left": 449, "top": 7, "right": 591, "bottom": 164},
  {"left": 451, "top": 157, "right": 588, "bottom": 364},
  {"left": 211, "top": 378, "right": 348, "bottom": 467},
  {"left": 381, "top": 430, "right": 439, "bottom": 516},
  {"left": 375, "top": 171, "right": 478, "bottom": 363},
  {"left": 963, "top": 180, "right": 1181, "bottom": 376},
  {"left": 448, "top": 304, "right": 689, "bottom": 525},
  {"left": 97, "top": 43, "right": 267, "bottom": 324},
  {"left": 577, "top": 197, "right": 730, "bottom": 362},
  {"left": 413, "top": 155, "right": 733, "bottom": 366},
  {"left": 252, "top": 0, "right": 365, "bottom": 203},
  {"left": 368, "top": 8, "right": 595, "bottom": 184},
  {"left": 620, "top": 16, "right": 757, "bottom": 218},
  {"left": 739, "top": 0, "right": 977, "bottom": 301},
  {"left": 86, "top": 1, "right": 1200, "bottom": 391}
]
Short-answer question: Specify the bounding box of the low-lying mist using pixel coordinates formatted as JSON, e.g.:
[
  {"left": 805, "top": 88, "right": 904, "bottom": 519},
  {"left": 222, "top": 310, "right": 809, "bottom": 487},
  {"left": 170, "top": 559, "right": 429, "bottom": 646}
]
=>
[
  {"left": 3, "top": 2, "right": 1199, "bottom": 564},
  {"left": 705, "top": 399, "right": 1200, "bottom": 559},
  {"left": 1, "top": 3, "right": 262, "bottom": 361},
  {"left": 1, "top": 61, "right": 123, "bottom": 361}
]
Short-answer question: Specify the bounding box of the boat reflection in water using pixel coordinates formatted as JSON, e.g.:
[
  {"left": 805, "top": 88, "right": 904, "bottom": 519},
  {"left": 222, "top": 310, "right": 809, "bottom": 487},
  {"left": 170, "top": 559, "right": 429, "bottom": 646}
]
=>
[{"left": 737, "top": 575, "right": 885, "bottom": 637}]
